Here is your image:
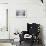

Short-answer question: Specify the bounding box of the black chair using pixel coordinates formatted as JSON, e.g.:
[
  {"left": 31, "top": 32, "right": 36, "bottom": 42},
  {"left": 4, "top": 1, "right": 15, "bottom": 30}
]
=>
[{"left": 19, "top": 23, "right": 40, "bottom": 46}]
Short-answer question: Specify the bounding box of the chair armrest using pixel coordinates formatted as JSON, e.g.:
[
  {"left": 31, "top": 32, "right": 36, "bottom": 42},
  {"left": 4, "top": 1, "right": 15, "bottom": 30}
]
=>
[
  {"left": 22, "top": 31, "right": 28, "bottom": 35},
  {"left": 19, "top": 34, "right": 24, "bottom": 41},
  {"left": 19, "top": 31, "right": 27, "bottom": 41}
]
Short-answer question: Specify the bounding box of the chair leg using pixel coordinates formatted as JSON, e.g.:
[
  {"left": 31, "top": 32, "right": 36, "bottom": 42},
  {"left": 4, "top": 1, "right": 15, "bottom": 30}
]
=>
[
  {"left": 20, "top": 41, "right": 21, "bottom": 45},
  {"left": 30, "top": 39, "right": 34, "bottom": 46}
]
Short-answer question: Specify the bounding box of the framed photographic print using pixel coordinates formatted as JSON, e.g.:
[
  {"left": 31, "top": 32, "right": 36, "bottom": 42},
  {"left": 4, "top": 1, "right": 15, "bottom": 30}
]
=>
[{"left": 16, "top": 10, "right": 26, "bottom": 18}]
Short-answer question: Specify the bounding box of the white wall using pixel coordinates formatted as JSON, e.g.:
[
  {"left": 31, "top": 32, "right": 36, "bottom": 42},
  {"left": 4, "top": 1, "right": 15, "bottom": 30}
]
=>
[
  {"left": 8, "top": 0, "right": 46, "bottom": 46},
  {"left": 9, "top": 0, "right": 45, "bottom": 42},
  {"left": 0, "top": 0, "right": 8, "bottom": 3},
  {"left": 0, "top": 0, "right": 46, "bottom": 46}
]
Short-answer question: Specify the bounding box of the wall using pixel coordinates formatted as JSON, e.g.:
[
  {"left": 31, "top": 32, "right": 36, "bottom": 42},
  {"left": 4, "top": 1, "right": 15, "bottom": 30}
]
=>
[
  {"left": 0, "top": 0, "right": 46, "bottom": 46},
  {"left": 9, "top": 0, "right": 46, "bottom": 45},
  {"left": 8, "top": 0, "right": 46, "bottom": 46},
  {"left": 0, "top": 0, "right": 8, "bottom": 3}
]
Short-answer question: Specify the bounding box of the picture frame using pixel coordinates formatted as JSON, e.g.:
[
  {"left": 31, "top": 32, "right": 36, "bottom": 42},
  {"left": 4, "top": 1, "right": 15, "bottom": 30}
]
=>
[{"left": 16, "top": 10, "right": 26, "bottom": 18}]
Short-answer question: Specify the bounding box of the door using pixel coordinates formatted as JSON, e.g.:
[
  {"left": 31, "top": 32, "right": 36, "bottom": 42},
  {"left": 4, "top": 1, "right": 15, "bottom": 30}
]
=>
[{"left": 0, "top": 3, "right": 9, "bottom": 39}]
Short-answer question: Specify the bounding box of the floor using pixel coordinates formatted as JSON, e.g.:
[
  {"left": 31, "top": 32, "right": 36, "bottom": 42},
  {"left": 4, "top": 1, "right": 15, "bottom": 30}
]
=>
[
  {"left": 19, "top": 41, "right": 43, "bottom": 46},
  {"left": 0, "top": 42, "right": 43, "bottom": 46},
  {"left": 0, "top": 43, "right": 13, "bottom": 46}
]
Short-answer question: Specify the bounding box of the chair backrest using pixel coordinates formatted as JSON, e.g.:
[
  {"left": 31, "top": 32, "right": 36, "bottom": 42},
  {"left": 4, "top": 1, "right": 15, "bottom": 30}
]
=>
[{"left": 27, "top": 23, "right": 40, "bottom": 35}]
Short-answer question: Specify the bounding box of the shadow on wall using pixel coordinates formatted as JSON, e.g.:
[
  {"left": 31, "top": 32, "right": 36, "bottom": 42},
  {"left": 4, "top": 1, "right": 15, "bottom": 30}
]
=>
[{"left": 40, "top": 25, "right": 45, "bottom": 46}]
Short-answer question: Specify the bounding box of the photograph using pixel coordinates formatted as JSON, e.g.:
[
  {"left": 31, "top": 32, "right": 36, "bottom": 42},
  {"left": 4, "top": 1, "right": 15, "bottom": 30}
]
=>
[{"left": 16, "top": 10, "right": 26, "bottom": 18}]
